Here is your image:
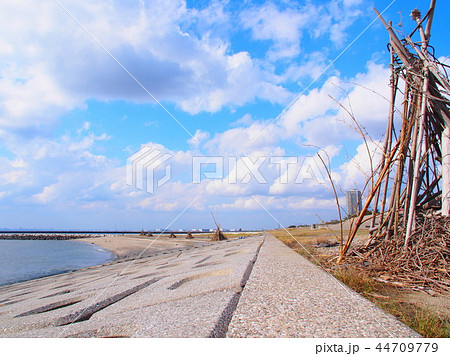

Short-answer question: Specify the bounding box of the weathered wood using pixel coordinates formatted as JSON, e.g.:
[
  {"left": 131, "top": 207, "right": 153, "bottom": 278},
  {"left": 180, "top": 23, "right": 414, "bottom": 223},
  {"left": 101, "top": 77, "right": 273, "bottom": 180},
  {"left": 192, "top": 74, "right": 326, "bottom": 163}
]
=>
[
  {"left": 442, "top": 126, "right": 450, "bottom": 216},
  {"left": 371, "top": 55, "right": 398, "bottom": 228},
  {"left": 373, "top": 8, "right": 414, "bottom": 68},
  {"left": 339, "top": 1, "right": 449, "bottom": 270},
  {"left": 405, "top": 72, "right": 430, "bottom": 246}
]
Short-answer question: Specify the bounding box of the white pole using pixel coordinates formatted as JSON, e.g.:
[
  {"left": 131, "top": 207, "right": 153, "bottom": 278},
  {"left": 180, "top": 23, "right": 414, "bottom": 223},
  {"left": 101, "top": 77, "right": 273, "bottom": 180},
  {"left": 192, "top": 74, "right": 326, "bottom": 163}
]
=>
[
  {"left": 405, "top": 72, "right": 429, "bottom": 246},
  {"left": 442, "top": 126, "right": 450, "bottom": 216}
]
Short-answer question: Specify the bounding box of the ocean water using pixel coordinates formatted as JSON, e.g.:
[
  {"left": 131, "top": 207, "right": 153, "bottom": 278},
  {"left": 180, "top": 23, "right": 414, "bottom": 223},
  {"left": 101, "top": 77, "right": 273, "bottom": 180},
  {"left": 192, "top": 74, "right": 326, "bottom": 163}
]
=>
[{"left": 0, "top": 239, "right": 115, "bottom": 286}]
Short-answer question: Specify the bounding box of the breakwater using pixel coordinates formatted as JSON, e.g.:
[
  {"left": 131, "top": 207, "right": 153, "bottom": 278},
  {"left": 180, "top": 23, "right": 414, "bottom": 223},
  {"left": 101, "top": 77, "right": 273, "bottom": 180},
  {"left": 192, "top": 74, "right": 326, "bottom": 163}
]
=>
[{"left": 0, "top": 234, "right": 106, "bottom": 240}]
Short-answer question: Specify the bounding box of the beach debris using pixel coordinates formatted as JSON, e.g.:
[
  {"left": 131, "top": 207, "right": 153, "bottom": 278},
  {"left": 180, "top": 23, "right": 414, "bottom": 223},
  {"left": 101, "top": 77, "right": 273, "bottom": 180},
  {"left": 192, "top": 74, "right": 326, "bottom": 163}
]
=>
[
  {"left": 210, "top": 212, "right": 227, "bottom": 241},
  {"left": 315, "top": 241, "right": 339, "bottom": 248},
  {"left": 336, "top": 1, "right": 450, "bottom": 295},
  {"left": 211, "top": 227, "right": 227, "bottom": 241}
]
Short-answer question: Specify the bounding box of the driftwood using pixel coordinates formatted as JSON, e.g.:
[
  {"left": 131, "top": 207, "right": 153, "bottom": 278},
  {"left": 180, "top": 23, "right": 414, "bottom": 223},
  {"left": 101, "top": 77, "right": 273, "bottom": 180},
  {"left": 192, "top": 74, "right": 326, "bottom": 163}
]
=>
[
  {"left": 211, "top": 212, "right": 227, "bottom": 241},
  {"left": 339, "top": 1, "right": 449, "bottom": 294},
  {"left": 349, "top": 214, "right": 450, "bottom": 295},
  {"left": 211, "top": 227, "right": 227, "bottom": 241}
]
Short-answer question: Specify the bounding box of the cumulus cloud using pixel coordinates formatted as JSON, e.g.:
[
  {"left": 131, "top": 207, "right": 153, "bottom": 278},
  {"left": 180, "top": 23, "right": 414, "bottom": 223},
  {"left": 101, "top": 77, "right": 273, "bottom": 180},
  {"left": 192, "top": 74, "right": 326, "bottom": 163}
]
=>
[
  {"left": 0, "top": 129, "right": 118, "bottom": 209},
  {"left": 240, "top": 3, "right": 310, "bottom": 60},
  {"left": 0, "top": 0, "right": 293, "bottom": 136},
  {"left": 240, "top": 0, "right": 365, "bottom": 61},
  {"left": 188, "top": 129, "right": 210, "bottom": 146},
  {"left": 1, "top": 58, "right": 391, "bottom": 224},
  {"left": 339, "top": 140, "right": 383, "bottom": 190},
  {"left": 270, "top": 61, "right": 391, "bottom": 146}
]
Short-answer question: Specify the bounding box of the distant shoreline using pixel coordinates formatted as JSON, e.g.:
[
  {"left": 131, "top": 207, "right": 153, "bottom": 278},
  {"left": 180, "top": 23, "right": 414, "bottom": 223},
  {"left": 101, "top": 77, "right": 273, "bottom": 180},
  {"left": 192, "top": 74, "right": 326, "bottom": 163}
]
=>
[
  {"left": 0, "top": 231, "right": 144, "bottom": 236},
  {"left": 0, "top": 233, "right": 115, "bottom": 240},
  {"left": 0, "top": 230, "right": 258, "bottom": 241}
]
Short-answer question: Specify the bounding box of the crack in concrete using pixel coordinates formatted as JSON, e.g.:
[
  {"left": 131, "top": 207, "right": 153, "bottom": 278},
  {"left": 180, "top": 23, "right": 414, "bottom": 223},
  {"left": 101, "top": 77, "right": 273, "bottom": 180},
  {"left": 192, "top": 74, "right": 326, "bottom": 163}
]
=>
[{"left": 208, "top": 236, "right": 265, "bottom": 338}]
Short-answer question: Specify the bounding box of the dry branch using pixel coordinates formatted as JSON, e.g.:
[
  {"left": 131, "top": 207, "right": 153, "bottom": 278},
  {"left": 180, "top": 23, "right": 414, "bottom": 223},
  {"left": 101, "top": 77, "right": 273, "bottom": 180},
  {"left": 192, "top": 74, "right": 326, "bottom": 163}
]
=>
[{"left": 336, "top": 1, "right": 450, "bottom": 295}]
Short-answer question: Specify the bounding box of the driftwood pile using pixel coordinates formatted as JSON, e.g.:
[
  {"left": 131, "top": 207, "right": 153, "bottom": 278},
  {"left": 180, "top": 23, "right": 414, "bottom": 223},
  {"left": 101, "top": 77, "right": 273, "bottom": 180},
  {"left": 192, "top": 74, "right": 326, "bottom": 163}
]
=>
[
  {"left": 339, "top": 1, "right": 450, "bottom": 294},
  {"left": 353, "top": 214, "right": 450, "bottom": 294},
  {"left": 211, "top": 226, "right": 227, "bottom": 241},
  {"left": 210, "top": 212, "right": 227, "bottom": 241}
]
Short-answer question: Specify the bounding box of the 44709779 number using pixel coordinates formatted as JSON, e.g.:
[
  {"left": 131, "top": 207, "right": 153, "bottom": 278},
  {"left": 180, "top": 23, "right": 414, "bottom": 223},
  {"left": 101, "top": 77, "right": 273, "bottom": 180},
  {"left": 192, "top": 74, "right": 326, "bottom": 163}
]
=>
[{"left": 375, "top": 343, "right": 438, "bottom": 353}]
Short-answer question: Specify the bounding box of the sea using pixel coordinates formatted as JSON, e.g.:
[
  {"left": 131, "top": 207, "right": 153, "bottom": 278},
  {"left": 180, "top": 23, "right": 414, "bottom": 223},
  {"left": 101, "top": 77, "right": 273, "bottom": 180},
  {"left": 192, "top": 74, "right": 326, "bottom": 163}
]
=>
[{"left": 0, "top": 239, "right": 115, "bottom": 287}]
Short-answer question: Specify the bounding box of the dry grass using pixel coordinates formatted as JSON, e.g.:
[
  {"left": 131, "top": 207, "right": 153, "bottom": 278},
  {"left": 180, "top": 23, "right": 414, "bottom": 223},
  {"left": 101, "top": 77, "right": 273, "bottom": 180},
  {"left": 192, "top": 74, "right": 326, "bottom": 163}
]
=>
[
  {"left": 192, "top": 231, "right": 259, "bottom": 239},
  {"left": 271, "top": 227, "right": 450, "bottom": 338},
  {"left": 332, "top": 267, "right": 450, "bottom": 337},
  {"left": 333, "top": 267, "right": 377, "bottom": 295}
]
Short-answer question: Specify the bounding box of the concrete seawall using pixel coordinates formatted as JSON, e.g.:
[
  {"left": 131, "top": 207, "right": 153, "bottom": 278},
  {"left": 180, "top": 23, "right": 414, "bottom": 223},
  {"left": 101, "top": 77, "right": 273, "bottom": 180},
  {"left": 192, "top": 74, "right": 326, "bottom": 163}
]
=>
[{"left": 0, "top": 233, "right": 418, "bottom": 337}]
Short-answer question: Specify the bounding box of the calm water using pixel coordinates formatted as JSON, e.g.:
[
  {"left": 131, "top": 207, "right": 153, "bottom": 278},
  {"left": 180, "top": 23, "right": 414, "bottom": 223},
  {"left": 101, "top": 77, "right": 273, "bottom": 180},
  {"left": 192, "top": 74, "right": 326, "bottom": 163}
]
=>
[{"left": 0, "top": 240, "right": 115, "bottom": 286}]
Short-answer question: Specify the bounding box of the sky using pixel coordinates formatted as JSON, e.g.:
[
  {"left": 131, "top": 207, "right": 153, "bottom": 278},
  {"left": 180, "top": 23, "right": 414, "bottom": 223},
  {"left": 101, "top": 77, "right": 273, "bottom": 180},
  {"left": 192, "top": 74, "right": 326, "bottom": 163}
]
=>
[{"left": 1, "top": 0, "right": 449, "bottom": 231}]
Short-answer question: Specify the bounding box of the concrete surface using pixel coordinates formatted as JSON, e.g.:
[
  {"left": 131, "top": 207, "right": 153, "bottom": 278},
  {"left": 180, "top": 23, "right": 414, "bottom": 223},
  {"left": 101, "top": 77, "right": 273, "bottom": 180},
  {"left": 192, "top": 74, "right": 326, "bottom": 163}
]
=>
[
  {"left": 0, "top": 233, "right": 419, "bottom": 337},
  {"left": 227, "top": 234, "right": 419, "bottom": 337}
]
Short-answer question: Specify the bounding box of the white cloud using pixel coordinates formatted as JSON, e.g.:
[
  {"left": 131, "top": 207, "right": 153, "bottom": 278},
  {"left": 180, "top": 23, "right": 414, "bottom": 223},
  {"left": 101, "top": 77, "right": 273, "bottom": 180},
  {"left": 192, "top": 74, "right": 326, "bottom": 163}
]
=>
[
  {"left": 67, "top": 132, "right": 110, "bottom": 152},
  {"left": 339, "top": 140, "right": 383, "bottom": 190},
  {"left": 0, "top": 0, "right": 292, "bottom": 135},
  {"left": 231, "top": 113, "right": 254, "bottom": 127},
  {"left": 188, "top": 129, "right": 210, "bottom": 146},
  {"left": 281, "top": 52, "right": 329, "bottom": 83},
  {"left": 240, "top": 3, "right": 309, "bottom": 60},
  {"left": 179, "top": 50, "right": 291, "bottom": 113},
  {"left": 0, "top": 56, "right": 392, "bottom": 227},
  {"left": 273, "top": 61, "right": 391, "bottom": 146},
  {"left": 220, "top": 195, "right": 336, "bottom": 212},
  {"left": 240, "top": 1, "right": 365, "bottom": 61}
]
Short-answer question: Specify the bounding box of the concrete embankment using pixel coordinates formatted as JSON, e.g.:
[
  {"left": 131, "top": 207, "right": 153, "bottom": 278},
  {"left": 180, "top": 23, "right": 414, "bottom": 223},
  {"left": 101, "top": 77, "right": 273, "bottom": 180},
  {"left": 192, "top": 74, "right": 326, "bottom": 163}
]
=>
[
  {"left": 227, "top": 234, "right": 419, "bottom": 337},
  {"left": 0, "top": 233, "right": 418, "bottom": 337}
]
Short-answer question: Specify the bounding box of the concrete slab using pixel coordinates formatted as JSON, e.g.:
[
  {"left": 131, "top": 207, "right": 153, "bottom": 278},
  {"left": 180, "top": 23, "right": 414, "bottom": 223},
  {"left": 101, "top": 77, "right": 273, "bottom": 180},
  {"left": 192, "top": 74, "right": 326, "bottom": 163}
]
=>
[
  {"left": 0, "top": 236, "right": 263, "bottom": 337},
  {"left": 0, "top": 233, "right": 420, "bottom": 337},
  {"left": 227, "top": 233, "right": 419, "bottom": 338}
]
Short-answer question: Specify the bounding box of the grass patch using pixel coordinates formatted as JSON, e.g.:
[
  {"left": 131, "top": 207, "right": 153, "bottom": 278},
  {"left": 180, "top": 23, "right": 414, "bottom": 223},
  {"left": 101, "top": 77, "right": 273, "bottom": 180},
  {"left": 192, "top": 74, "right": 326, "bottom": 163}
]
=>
[
  {"left": 332, "top": 267, "right": 450, "bottom": 337},
  {"left": 376, "top": 297, "right": 450, "bottom": 338},
  {"left": 333, "top": 267, "right": 377, "bottom": 295}
]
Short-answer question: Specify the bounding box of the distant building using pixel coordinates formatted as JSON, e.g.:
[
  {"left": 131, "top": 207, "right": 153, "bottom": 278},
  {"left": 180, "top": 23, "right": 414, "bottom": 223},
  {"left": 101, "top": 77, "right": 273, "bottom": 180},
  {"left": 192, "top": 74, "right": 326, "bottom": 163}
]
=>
[{"left": 346, "top": 189, "right": 362, "bottom": 217}]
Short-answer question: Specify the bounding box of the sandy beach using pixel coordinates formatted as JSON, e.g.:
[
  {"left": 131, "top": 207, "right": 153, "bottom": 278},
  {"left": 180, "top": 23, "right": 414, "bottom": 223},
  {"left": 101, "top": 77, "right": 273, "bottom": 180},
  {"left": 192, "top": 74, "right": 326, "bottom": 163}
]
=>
[{"left": 79, "top": 234, "right": 213, "bottom": 260}]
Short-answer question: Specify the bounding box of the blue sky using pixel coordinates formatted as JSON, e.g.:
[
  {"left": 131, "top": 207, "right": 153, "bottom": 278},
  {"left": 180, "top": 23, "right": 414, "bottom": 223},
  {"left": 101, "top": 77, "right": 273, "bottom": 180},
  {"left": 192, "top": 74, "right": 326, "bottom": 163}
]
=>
[{"left": 1, "top": 0, "right": 449, "bottom": 230}]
